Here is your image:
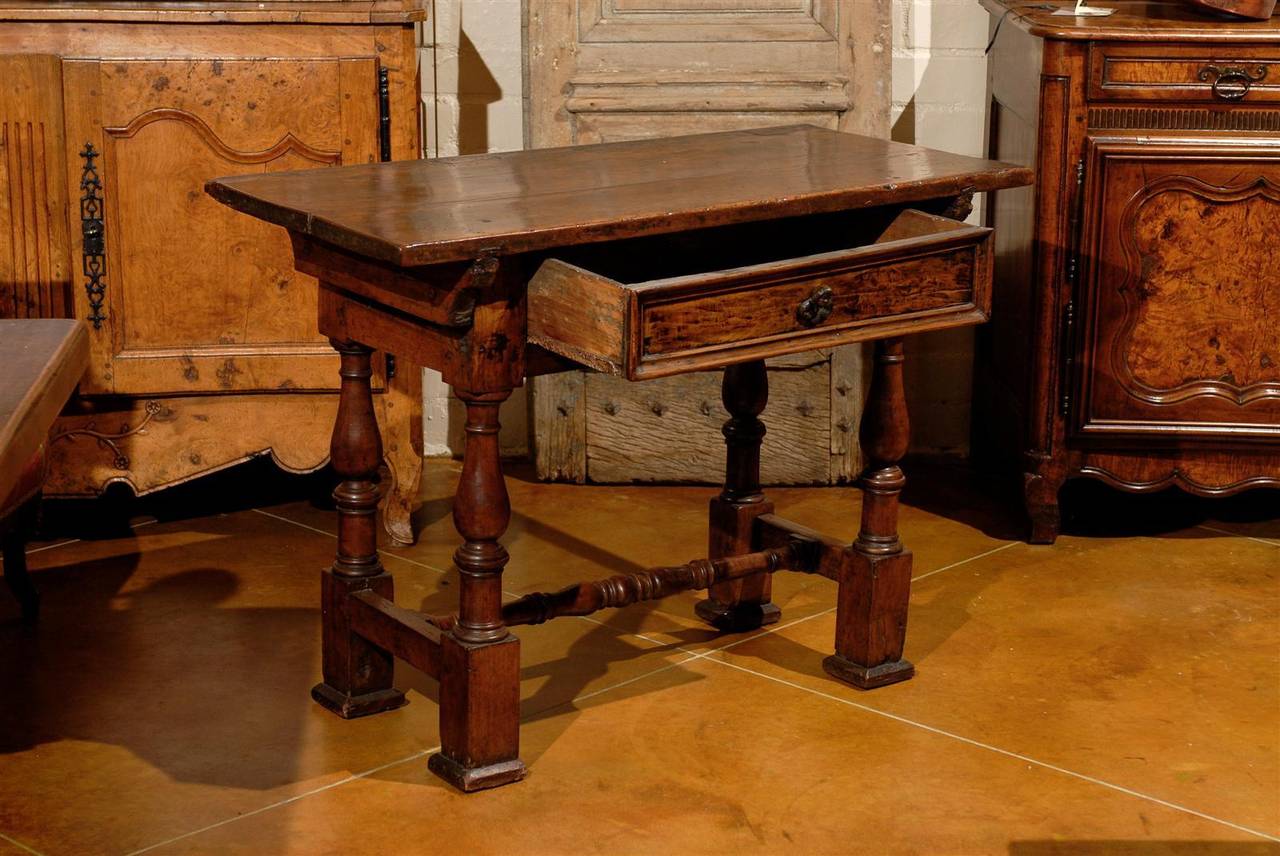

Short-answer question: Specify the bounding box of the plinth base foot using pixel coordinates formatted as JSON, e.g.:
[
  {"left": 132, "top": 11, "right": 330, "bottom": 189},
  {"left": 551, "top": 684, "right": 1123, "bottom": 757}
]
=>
[
  {"left": 822, "top": 655, "right": 915, "bottom": 690},
  {"left": 311, "top": 683, "right": 407, "bottom": 719},
  {"left": 428, "top": 753, "right": 527, "bottom": 792}
]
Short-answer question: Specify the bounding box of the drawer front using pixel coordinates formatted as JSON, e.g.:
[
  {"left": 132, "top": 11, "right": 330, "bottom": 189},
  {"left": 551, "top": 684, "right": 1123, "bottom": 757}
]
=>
[
  {"left": 528, "top": 210, "right": 994, "bottom": 380},
  {"left": 639, "top": 241, "right": 983, "bottom": 360},
  {"left": 1089, "top": 45, "right": 1280, "bottom": 104}
]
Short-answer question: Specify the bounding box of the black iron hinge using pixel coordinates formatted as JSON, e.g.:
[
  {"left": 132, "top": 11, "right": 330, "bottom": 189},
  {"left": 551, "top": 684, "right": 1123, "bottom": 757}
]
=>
[
  {"left": 1059, "top": 299, "right": 1075, "bottom": 416},
  {"left": 378, "top": 66, "right": 392, "bottom": 162},
  {"left": 385, "top": 353, "right": 397, "bottom": 381},
  {"left": 80, "top": 143, "right": 107, "bottom": 330},
  {"left": 1059, "top": 159, "right": 1086, "bottom": 418}
]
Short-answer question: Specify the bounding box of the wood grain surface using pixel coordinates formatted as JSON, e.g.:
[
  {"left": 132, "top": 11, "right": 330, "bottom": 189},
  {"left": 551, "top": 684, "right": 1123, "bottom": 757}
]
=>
[
  {"left": 983, "top": 0, "right": 1280, "bottom": 41},
  {"left": 0, "top": 319, "right": 86, "bottom": 495},
  {"left": 208, "top": 125, "right": 1032, "bottom": 266}
]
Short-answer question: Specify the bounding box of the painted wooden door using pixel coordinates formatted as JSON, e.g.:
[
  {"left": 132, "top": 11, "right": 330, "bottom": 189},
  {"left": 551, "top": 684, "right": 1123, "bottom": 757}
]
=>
[
  {"left": 526, "top": 0, "right": 890, "bottom": 482},
  {"left": 61, "top": 57, "right": 382, "bottom": 396}
]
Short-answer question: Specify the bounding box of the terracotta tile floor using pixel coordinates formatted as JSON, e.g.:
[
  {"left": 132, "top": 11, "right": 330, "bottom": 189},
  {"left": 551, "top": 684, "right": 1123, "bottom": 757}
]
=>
[{"left": 1, "top": 459, "right": 1277, "bottom": 855}]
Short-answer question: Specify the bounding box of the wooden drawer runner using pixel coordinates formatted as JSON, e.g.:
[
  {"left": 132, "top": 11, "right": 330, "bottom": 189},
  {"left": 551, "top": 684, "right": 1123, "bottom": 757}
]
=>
[
  {"left": 1089, "top": 44, "right": 1280, "bottom": 103},
  {"left": 528, "top": 209, "right": 993, "bottom": 380}
]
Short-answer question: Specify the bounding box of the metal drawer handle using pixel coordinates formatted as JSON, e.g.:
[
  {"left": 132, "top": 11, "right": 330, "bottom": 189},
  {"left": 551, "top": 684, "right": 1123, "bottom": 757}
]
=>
[
  {"left": 1198, "top": 64, "right": 1267, "bottom": 101},
  {"left": 796, "top": 286, "right": 834, "bottom": 328}
]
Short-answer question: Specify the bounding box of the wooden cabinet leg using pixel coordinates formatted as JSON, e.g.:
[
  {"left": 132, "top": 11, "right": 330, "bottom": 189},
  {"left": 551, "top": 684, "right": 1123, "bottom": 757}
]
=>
[
  {"left": 823, "top": 339, "right": 916, "bottom": 690},
  {"left": 311, "top": 340, "right": 407, "bottom": 719},
  {"left": 2, "top": 496, "right": 41, "bottom": 622},
  {"left": 696, "top": 360, "right": 781, "bottom": 632},
  {"left": 428, "top": 389, "right": 526, "bottom": 792},
  {"left": 1024, "top": 466, "right": 1064, "bottom": 545}
]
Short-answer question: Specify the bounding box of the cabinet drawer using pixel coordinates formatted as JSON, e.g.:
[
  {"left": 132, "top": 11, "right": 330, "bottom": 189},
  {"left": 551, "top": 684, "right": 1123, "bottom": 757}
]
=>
[
  {"left": 1089, "top": 45, "right": 1280, "bottom": 103},
  {"left": 528, "top": 209, "right": 992, "bottom": 380}
]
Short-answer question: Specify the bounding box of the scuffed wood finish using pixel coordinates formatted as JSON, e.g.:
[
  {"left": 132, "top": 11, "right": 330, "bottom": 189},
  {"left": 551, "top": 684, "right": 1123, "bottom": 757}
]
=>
[
  {"left": 213, "top": 126, "right": 1032, "bottom": 790},
  {"left": 0, "top": 319, "right": 86, "bottom": 495},
  {"left": 984, "top": 0, "right": 1280, "bottom": 41},
  {"left": 3, "top": 4, "right": 426, "bottom": 542},
  {"left": 978, "top": 0, "right": 1280, "bottom": 544},
  {"left": 0, "top": 55, "right": 71, "bottom": 319},
  {"left": 1183, "top": 0, "right": 1277, "bottom": 20},
  {"left": 208, "top": 126, "right": 1031, "bottom": 267}
]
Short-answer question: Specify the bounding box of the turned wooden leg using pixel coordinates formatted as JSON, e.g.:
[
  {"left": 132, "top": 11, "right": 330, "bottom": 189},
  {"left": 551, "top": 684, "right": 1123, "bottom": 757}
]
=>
[
  {"left": 696, "top": 360, "right": 781, "bottom": 632},
  {"left": 311, "top": 340, "right": 408, "bottom": 719},
  {"left": 2, "top": 496, "right": 41, "bottom": 622},
  {"left": 428, "top": 389, "right": 526, "bottom": 792},
  {"left": 823, "top": 338, "right": 915, "bottom": 690}
]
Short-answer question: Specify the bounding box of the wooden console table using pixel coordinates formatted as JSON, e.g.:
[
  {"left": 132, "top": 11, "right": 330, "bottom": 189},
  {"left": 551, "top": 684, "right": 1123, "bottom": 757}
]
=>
[{"left": 208, "top": 126, "right": 1032, "bottom": 791}]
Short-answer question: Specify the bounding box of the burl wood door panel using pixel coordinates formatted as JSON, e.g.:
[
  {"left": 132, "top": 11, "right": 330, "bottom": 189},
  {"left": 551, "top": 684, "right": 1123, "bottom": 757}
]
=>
[
  {"left": 1074, "top": 137, "right": 1280, "bottom": 441},
  {"left": 61, "top": 57, "right": 380, "bottom": 395}
]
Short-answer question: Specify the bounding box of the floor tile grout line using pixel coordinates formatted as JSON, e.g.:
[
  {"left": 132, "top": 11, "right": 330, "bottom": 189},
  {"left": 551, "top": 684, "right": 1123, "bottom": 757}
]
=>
[
  {"left": 910, "top": 541, "right": 1018, "bottom": 583},
  {"left": 251, "top": 508, "right": 457, "bottom": 576},
  {"left": 707, "top": 657, "right": 1280, "bottom": 844},
  {"left": 0, "top": 831, "right": 47, "bottom": 856},
  {"left": 1195, "top": 523, "right": 1280, "bottom": 548},
  {"left": 669, "top": 539, "right": 1023, "bottom": 665},
  {"left": 117, "top": 533, "right": 1066, "bottom": 852},
  {"left": 122, "top": 747, "right": 440, "bottom": 856},
  {"left": 0, "top": 519, "right": 162, "bottom": 565}
]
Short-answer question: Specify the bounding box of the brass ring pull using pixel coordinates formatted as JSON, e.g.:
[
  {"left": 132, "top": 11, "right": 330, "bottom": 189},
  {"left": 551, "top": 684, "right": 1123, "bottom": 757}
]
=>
[
  {"left": 1198, "top": 64, "right": 1268, "bottom": 102},
  {"left": 796, "top": 286, "right": 834, "bottom": 328}
]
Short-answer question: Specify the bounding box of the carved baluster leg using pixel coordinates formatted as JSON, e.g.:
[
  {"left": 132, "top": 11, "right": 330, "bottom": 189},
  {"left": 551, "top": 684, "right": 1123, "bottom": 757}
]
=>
[
  {"left": 428, "top": 389, "right": 526, "bottom": 792},
  {"left": 311, "top": 340, "right": 407, "bottom": 718},
  {"left": 823, "top": 338, "right": 916, "bottom": 689},
  {"left": 696, "top": 360, "right": 781, "bottom": 632}
]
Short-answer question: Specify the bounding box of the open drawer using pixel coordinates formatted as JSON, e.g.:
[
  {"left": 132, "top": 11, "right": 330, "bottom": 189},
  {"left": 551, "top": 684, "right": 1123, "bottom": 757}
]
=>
[{"left": 528, "top": 208, "right": 993, "bottom": 380}]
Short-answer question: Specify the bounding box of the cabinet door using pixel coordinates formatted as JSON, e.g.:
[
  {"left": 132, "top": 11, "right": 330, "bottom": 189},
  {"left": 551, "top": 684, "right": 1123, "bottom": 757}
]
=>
[
  {"left": 0, "top": 55, "right": 72, "bottom": 319},
  {"left": 61, "top": 57, "right": 381, "bottom": 395},
  {"left": 1073, "top": 137, "right": 1280, "bottom": 441}
]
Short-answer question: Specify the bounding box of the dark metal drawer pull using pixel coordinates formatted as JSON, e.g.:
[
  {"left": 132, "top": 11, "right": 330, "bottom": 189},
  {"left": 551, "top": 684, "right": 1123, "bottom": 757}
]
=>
[
  {"left": 796, "top": 286, "right": 834, "bottom": 328},
  {"left": 1198, "top": 64, "right": 1268, "bottom": 101}
]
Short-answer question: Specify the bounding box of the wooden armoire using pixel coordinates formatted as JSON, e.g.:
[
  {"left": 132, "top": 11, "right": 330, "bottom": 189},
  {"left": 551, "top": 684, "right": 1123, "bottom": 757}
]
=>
[
  {"left": 978, "top": 0, "right": 1280, "bottom": 543},
  {"left": 525, "top": 0, "right": 892, "bottom": 485},
  {"left": 0, "top": 0, "right": 427, "bottom": 542}
]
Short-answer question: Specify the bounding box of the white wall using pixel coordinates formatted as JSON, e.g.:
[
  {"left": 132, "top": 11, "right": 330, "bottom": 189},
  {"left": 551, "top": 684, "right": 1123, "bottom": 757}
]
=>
[
  {"left": 420, "top": 0, "right": 529, "bottom": 458},
  {"left": 892, "top": 0, "right": 991, "bottom": 455},
  {"left": 421, "top": 0, "right": 992, "bottom": 459}
]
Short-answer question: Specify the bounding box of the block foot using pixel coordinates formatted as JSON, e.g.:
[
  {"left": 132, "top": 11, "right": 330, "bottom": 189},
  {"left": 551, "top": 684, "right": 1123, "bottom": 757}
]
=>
[
  {"left": 311, "top": 682, "right": 407, "bottom": 719},
  {"left": 428, "top": 752, "right": 527, "bottom": 792},
  {"left": 822, "top": 654, "right": 914, "bottom": 690},
  {"left": 695, "top": 598, "right": 781, "bottom": 633}
]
